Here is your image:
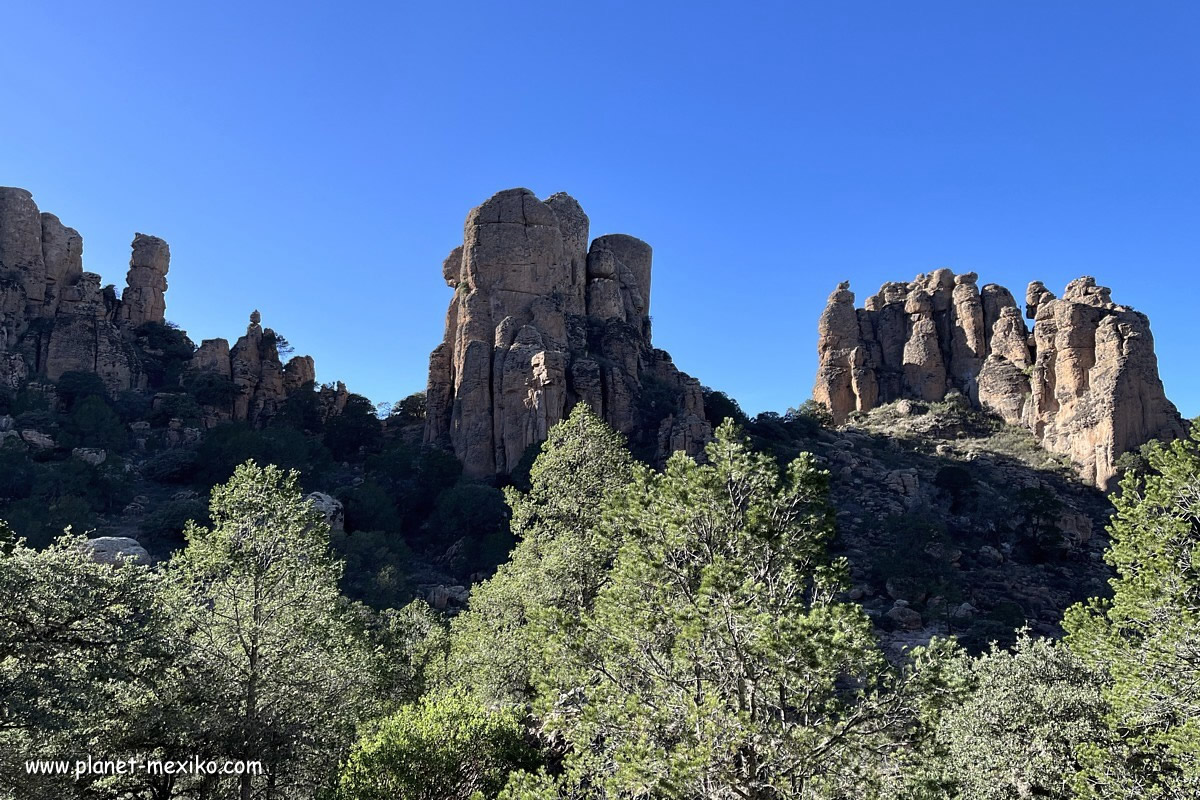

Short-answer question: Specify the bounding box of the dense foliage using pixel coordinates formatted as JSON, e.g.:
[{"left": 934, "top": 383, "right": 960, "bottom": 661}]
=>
[{"left": 4, "top": 399, "right": 1200, "bottom": 798}]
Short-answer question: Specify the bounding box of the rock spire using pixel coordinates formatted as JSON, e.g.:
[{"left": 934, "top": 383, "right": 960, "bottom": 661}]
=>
[{"left": 424, "top": 188, "right": 710, "bottom": 476}]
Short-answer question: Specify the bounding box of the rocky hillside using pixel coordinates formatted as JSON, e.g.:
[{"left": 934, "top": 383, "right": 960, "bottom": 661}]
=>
[{"left": 815, "top": 271, "right": 1184, "bottom": 488}]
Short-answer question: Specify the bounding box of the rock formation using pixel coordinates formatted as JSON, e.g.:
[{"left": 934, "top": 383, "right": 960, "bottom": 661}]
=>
[
  {"left": 0, "top": 188, "right": 326, "bottom": 428},
  {"left": 425, "top": 188, "right": 710, "bottom": 476},
  {"left": 0, "top": 187, "right": 165, "bottom": 393},
  {"left": 814, "top": 272, "right": 1186, "bottom": 488}
]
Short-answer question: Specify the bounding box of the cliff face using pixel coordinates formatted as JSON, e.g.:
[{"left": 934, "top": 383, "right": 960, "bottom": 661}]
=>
[
  {"left": 424, "top": 188, "right": 710, "bottom": 476},
  {"left": 0, "top": 187, "right": 321, "bottom": 426},
  {"left": 815, "top": 270, "right": 1186, "bottom": 489}
]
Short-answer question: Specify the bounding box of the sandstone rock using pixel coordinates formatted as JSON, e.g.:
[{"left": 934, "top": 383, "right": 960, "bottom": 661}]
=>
[
  {"left": 39, "top": 212, "right": 83, "bottom": 316},
  {"left": 978, "top": 545, "right": 1004, "bottom": 565},
  {"left": 885, "top": 604, "right": 924, "bottom": 631},
  {"left": 813, "top": 282, "right": 863, "bottom": 423},
  {"left": 283, "top": 355, "right": 316, "bottom": 393},
  {"left": 20, "top": 429, "right": 54, "bottom": 450},
  {"left": 193, "top": 338, "right": 232, "bottom": 379},
  {"left": 815, "top": 274, "right": 1185, "bottom": 489},
  {"left": 1056, "top": 510, "right": 1093, "bottom": 546},
  {"left": 427, "top": 584, "right": 469, "bottom": 610},
  {"left": 424, "top": 189, "right": 710, "bottom": 476},
  {"left": 0, "top": 188, "right": 46, "bottom": 319},
  {"left": 885, "top": 576, "right": 927, "bottom": 605},
  {"left": 226, "top": 314, "right": 309, "bottom": 425},
  {"left": 950, "top": 602, "right": 977, "bottom": 624},
  {"left": 0, "top": 354, "right": 27, "bottom": 390},
  {"left": 305, "top": 491, "right": 345, "bottom": 532},
  {"left": 977, "top": 354, "right": 1030, "bottom": 425}
]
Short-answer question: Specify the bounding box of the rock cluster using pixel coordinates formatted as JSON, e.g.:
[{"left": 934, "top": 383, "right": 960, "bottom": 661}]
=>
[
  {"left": 1, "top": 188, "right": 170, "bottom": 393},
  {"left": 815, "top": 271, "right": 1185, "bottom": 488},
  {"left": 190, "top": 311, "right": 319, "bottom": 426},
  {"left": 425, "top": 189, "right": 710, "bottom": 476}
]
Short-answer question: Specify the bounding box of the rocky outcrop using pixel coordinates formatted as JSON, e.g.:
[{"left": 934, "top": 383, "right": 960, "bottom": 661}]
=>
[
  {"left": 425, "top": 188, "right": 709, "bottom": 476},
  {"left": 0, "top": 188, "right": 329, "bottom": 429},
  {"left": 0, "top": 188, "right": 164, "bottom": 394},
  {"left": 119, "top": 234, "right": 170, "bottom": 328},
  {"left": 190, "top": 311, "right": 317, "bottom": 426},
  {"left": 815, "top": 273, "right": 1185, "bottom": 488}
]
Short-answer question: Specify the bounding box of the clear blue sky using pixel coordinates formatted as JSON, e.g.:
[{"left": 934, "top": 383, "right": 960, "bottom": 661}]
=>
[{"left": 2, "top": 2, "right": 1197, "bottom": 417}]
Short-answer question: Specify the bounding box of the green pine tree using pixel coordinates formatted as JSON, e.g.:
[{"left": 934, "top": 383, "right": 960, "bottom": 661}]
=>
[
  {"left": 1065, "top": 426, "right": 1200, "bottom": 798},
  {"left": 445, "top": 405, "right": 635, "bottom": 704},
  {"left": 533, "top": 421, "right": 907, "bottom": 799},
  {"left": 163, "top": 461, "right": 373, "bottom": 799}
]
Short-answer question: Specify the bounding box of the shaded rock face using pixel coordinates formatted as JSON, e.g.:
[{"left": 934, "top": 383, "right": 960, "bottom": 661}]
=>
[
  {"left": 425, "top": 188, "right": 709, "bottom": 476},
  {"left": 0, "top": 188, "right": 173, "bottom": 394},
  {"left": 815, "top": 273, "right": 1185, "bottom": 489}
]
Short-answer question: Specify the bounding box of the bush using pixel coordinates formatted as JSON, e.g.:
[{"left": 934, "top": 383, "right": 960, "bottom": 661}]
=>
[
  {"left": 1014, "top": 485, "right": 1067, "bottom": 561},
  {"left": 1, "top": 495, "right": 96, "bottom": 549},
  {"left": 273, "top": 380, "right": 324, "bottom": 434},
  {"left": 702, "top": 387, "right": 750, "bottom": 428},
  {"left": 934, "top": 464, "right": 976, "bottom": 512},
  {"left": 332, "top": 528, "right": 414, "bottom": 608},
  {"left": 140, "top": 497, "right": 209, "bottom": 546},
  {"left": 135, "top": 321, "right": 196, "bottom": 389},
  {"left": 870, "top": 515, "right": 962, "bottom": 613},
  {"left": 324, "top": 394, "right": 382, "bottom": 462},
  {"left": 59, "top": 395, "right": 128, "bottom": 452},
  {"left": 422, "top": 483, "right": 510, "bottom": 571},
  {"left": 195, "top": 423, "right": 330, "bottom": 489},
  {"left": 149, "top": 393, "right": 203, "bottom": 428},
  {"left": 386, "top": 392, "right": 426, "bottom": 426},
  {"left": 182, "top": 370, "right": 236, "bottom": 408},
  {"left": 55, "top": 371, "right": 108, "bottom": 411},
  {"left": 339, "top": 481, "right": 403, "bottom": 535},
  {"left": 142, "top": 449, "right": 200, "bottom": 484},
  {"left": 337, "top": 692, "right": 538, "bottom": 800}
]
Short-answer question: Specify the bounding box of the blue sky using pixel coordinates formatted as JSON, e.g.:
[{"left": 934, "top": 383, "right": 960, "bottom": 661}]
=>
[{"left": 2, "top": 1, "right": 1197, "bottom": 417}]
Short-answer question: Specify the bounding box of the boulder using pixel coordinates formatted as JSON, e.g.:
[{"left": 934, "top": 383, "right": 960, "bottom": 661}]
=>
[
  {"left": 82, "top": 536, "right": 150, "bottom": 566},
  {"left": 885, "top": 604, "right": 924, "bottom": 631},
  {"left": 71, "top": 447, "right": 107, "bottom": 466},
  {"left": 305, "top": 491, "right": 345, "bottom": 532},
  {"left": 19, "top": 429, "right": 54, "bottom": 450}
]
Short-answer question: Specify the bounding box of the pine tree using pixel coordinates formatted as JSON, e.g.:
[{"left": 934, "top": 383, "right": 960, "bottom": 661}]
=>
[
  {"left": 1065, "top": 427, "right": 1200, "bottom": 798},
  {"left": 0, "top": 529, "right": 174, "bottom": 799},
  {"left": 535, "top": 421, "right": 901, "bottom": 799},
  {"left": 163, "top": 461, "right": 372, "bottom": 799},
  {"left": 445, "top": 405, "right": 634, "bottom": 703}
]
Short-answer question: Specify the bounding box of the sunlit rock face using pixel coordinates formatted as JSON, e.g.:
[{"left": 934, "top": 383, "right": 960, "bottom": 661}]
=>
[
  {"left": 424, "top": 188, "right": 710, "bottom": 477},
  {"left": 815, "top": 272, "right": 1185, "bottom": 489}
]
